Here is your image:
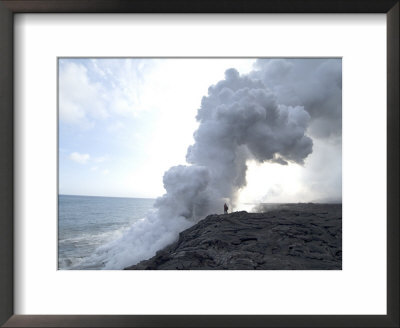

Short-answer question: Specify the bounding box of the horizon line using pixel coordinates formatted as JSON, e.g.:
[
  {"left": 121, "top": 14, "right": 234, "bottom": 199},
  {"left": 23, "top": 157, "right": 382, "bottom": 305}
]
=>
[{"left": 59, "top": 193, "right": 158, "bottom": 200}]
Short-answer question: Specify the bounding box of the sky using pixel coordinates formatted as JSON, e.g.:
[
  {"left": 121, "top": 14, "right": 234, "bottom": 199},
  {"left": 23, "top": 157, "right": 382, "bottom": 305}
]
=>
[{"left": 59, "top": 58, "right": 342, "bottom": 205}]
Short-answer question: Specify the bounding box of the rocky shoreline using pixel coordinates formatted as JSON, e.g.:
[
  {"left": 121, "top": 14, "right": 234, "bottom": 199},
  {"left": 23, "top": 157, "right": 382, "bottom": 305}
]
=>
[{"left": 125, "top": 203, "right": 342, "bottom": 270}]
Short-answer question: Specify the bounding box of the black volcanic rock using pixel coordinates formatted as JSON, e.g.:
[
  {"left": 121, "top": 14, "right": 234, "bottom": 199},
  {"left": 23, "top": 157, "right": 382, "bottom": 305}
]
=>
[{"left": 125, "top": 203, "right": 342, "bottom": 270}]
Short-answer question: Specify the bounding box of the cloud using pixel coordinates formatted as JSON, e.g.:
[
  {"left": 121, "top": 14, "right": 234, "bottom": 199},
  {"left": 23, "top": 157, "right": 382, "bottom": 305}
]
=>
[
  {"left": 59, "top": 59, "right": 157, "bottom": 129},
  {"left": 59, "top": 62, "right": 108, "bottom": 127},
  {"left": 107, "top": 121, "right": 125, "bottom": 133},
  {"left": 69, "top": 152, "right": 90, "bottom": 164},
  {"left": 68, "top": 151, "right": 108, "bottom": 170},
  {"left": 94, "top": 156, "right": 107, "bottom": 163}
]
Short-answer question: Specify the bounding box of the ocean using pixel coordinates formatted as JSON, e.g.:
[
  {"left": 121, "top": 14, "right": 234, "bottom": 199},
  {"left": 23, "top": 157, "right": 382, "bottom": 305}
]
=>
[{"left": 58, "top": 195, "right": 155, "bottom": 270}]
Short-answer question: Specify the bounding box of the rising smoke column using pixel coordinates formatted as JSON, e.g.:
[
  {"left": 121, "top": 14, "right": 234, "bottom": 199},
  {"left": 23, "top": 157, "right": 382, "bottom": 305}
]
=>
[
  {"left": 86, "top": 66, "right": 314, "bottom": 269},
  {"left": 159, "top": 68, "right": 313, "bottom": 217}
]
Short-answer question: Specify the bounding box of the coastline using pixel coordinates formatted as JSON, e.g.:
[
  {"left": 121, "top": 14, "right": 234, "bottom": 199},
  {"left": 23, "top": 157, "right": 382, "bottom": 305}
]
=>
[{"left": 125, "top": 203, "right": 342, "bottom": 270}]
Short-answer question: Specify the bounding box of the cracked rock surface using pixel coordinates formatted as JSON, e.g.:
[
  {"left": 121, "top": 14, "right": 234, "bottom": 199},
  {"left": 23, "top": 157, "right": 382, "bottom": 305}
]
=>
[{"left": 125, "top": 203, "right": 342, "bottom": 270}]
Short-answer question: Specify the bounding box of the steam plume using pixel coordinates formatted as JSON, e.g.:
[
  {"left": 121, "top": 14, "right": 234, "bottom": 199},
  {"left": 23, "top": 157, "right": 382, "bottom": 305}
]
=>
[
  {"left": 85, "top": 62, "right": 321, "bottom": 269},
  {"left": 252, "top": 59, "right": 342, "bottom": 138}
]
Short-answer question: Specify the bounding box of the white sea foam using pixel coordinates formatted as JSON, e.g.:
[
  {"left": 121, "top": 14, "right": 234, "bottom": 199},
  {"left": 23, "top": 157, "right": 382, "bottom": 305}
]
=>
[{"left": 79, "top": 209, "right": 193, "bottom": 269}]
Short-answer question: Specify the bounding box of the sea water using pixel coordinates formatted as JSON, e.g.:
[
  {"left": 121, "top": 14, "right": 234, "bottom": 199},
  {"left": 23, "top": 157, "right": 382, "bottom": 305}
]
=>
[{"left": 58, "top": 195, "right": 155, "bottom": 270}]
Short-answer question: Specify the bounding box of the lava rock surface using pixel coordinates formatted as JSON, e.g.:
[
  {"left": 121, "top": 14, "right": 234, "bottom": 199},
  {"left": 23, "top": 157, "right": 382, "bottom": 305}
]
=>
[{"left": 125, "top": 203, "right": 342, "bottom": 270}]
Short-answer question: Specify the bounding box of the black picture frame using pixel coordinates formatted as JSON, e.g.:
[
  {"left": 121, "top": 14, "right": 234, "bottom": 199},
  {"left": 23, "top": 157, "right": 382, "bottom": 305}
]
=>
[{"left": 0, "top": 1, "right": 398, "bottom": 327}]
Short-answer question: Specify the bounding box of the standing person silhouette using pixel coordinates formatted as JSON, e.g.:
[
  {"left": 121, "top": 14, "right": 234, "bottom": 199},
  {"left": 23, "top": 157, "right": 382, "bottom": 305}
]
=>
[{"left": 224, "top": 203, "right": 228, "bottom": 214}]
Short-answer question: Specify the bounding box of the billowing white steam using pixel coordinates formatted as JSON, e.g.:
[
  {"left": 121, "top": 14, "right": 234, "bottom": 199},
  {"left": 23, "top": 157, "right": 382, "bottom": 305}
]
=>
[
  {"left": 252, "top": 59, "right": 342, "bottom": 139},
  {"left": 81, "top": 59, "right": 341, "bottom": 269}
]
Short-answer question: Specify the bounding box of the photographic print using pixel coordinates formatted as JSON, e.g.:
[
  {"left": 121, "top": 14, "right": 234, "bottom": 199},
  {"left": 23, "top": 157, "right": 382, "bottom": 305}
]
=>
[{"left": 58, "top": 58, "right": 342, "bottom": 270}]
